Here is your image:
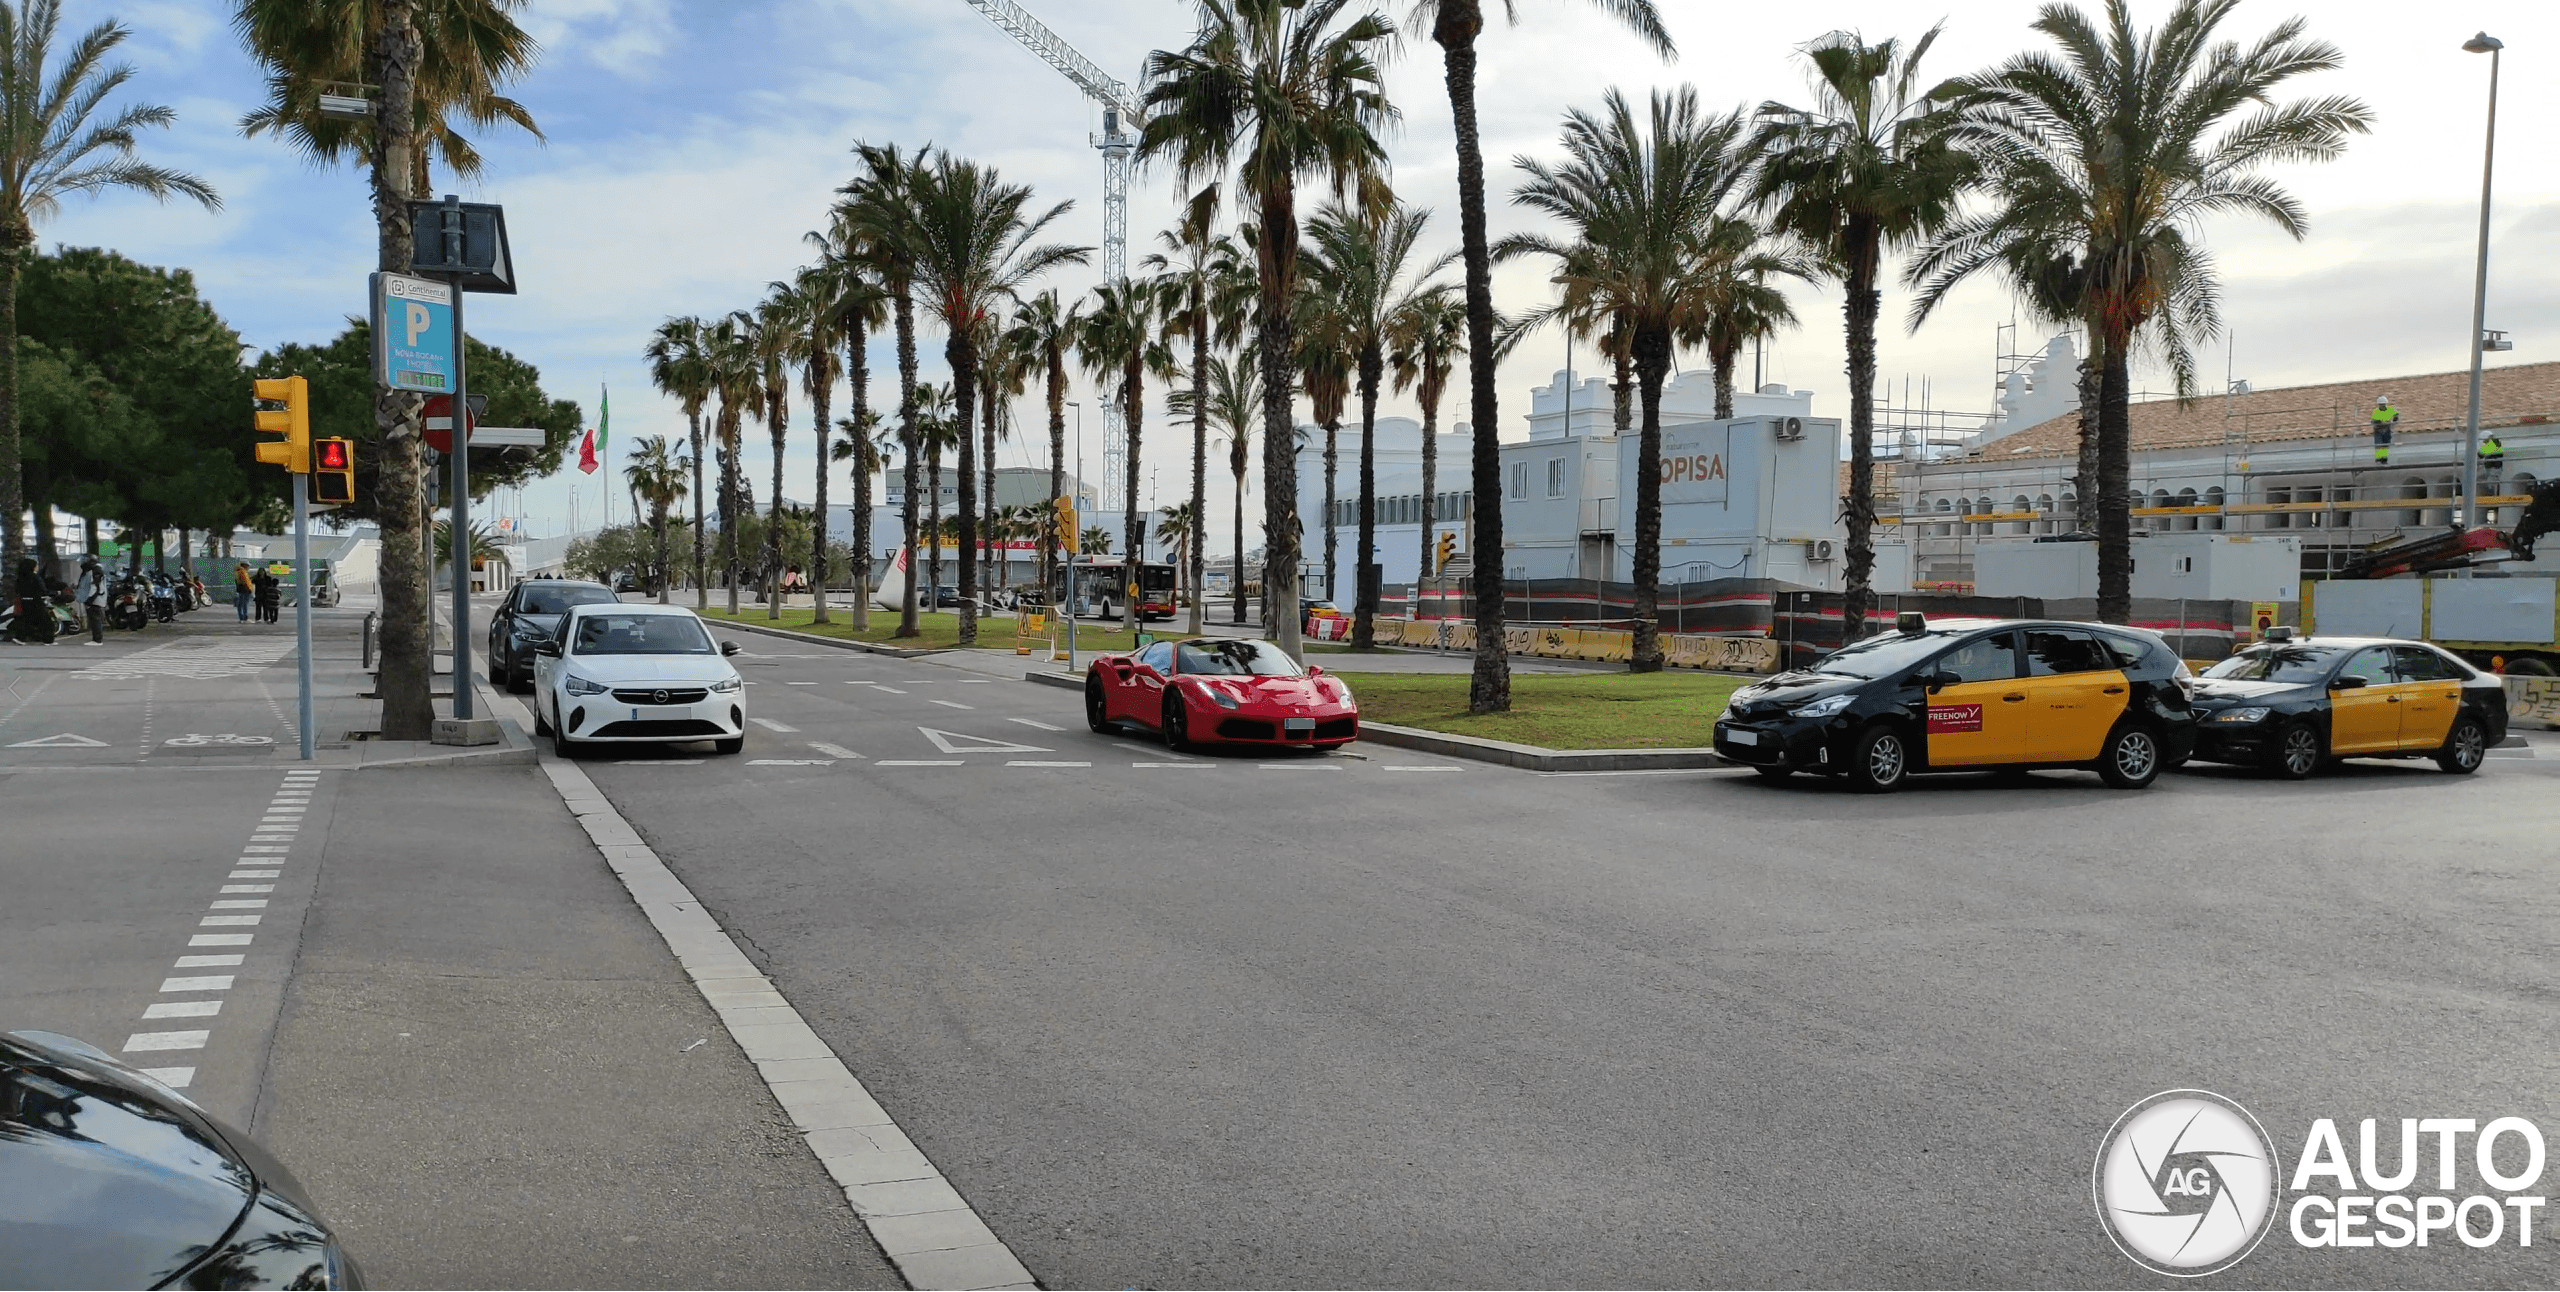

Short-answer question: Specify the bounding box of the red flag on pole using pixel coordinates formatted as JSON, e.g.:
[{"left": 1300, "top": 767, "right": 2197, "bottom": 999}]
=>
[{"left": 576, "top": 425, "right": 599, "bottom": 474}]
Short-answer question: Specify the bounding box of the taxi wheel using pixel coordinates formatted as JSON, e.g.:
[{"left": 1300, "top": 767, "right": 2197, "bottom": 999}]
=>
[
  {"left": 1844, "top": 724, "right": 1909, "bottom": 793},
  {"left": 2266, "top": 722, "right": 2322, "bottom": 780},
  {"left": 1085, "top": 674, "right": 1113, "bottom": 733},
  {"left": 2096, "top": 722, "right": 2163, "bottom": 789},
  {"left": 2436, "top": 716, "right": 2488, "bottom": 775}
]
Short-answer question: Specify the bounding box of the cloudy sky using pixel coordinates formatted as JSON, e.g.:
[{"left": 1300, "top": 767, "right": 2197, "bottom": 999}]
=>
[{"left": 74, "top": 0, "right": 2560, "bottom": 550}]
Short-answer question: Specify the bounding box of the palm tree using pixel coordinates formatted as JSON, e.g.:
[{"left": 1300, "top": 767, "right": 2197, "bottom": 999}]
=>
[
  {"left": 624, "top": 435, "right": 688, "bottom": 602},
  {"left": 1199, "top": 347, "right": 1262, "bottom": 625},
  {"left": 1076, "top": 280, "right": 1173, "bottom": 642},
  {"left": 1752, "top": 26, "right": 1972, "bottom": 641},
  {"left": 1505, "top": 88, "right": 1750, "bottom": 671},
  {"left": 231, "top": 0, "right": 541, "bottom": 197},
  {"left": 1389, "top": 286, "right": 1462, "bottom": 582},
  {"left": 832, "top": 408, "right": 893, "bottom": 608},
  {"left": 0, "top": 0, "right": 218, "bottom": 571},
  {"left": 705, "top": 310, "right": 761, "bottom": 616},
  {"left": 1698, "top": 236, "right": 1805, "bottom": 419},
  {"left": 841, "top": 141, "right": 928, "bottom": 636},
  {"left": 913, "top": 381, "right": 960, "bottom": 600},
  {"left": 645, "top": 316, "right": 715, "bottom": 608},
  {"left": 778, "top": 262, "right": 845, "bottom": 623},
  {"left": 1006, "top": 289, "right": 1085, "bottom": 583},
  {"left": 808, "top": 211, "right": 893, "bottom": 629},
  {"left": 1140, "top": 0, "right": 1395, "bottom": 658},
  {"left": 1144, "top": 213, "right": 1247, "bottom": 636},
  {"left": 1155, "top": 501, "right": 1198, "bottom": 606},
  {"left": 1302, "top": 198, "right": 1453, "bottom": 647},
  {"left": 1911, "top": 0, "right": 2369, "bottom": 624},
  {"left": 1079, "top": 525, "right": 1113, "bottom": 557},
  {"left": 1404, "top": 0, "right": 1671, "bottom": 712},
  {"left": 904, "top": 152, "right": 1087, "bottom": 644},
  {"left": 1295, "top": 307, "right": 1350, "bottom": 615},
  {"left": 976, "top": 319, "right": 1030, "bottom": 596},
  {"left": 751, "top": 288, "right": 804, "bottom": 619}
]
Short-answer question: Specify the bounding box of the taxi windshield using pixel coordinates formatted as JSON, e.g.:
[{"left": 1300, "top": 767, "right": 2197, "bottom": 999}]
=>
[
  {"left": 1809, "top": 631, "right": 1959, "bottom": 680},
  {"left": 2203, "top": 645, "right": 2344, "bottom": 683}
]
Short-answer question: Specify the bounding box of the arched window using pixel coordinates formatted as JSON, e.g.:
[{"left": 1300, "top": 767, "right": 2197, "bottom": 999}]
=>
[
  {"left": 1932, "top": 495, "right": 1953, "bottom": 539},
  {"left": 2035, "top": 493, "right": 2056, "bottom": 535},
  {"left": 1976, "top": 495, "right": 1994, "bottom": 537},
  {"left": 2175, "top": 487, "right": 2199, "bottom": 531},
  {"left": 2060, "top": 489, "right": 2078, "bottom": 523},
  {"left": 2204, "top": 486, "right": 2225, "bottom": 531},
  {"left": 2008, "top": 495, "right": 2030, "bottom": 535}
]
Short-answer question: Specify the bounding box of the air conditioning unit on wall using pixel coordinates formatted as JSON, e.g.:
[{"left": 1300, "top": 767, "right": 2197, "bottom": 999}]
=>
[
  {"left": 1774, "top": 416, "right": 1806, "bottom": 442},
  {"left": 1806, "top": 539, "right": 1835, "bottom": 561}
]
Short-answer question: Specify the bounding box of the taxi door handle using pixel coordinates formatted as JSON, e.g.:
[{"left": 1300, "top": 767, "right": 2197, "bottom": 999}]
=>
[
  {"left": 2386, "top": 696, "right": 2402, "bottom": 703},
  {"left": 2001, "top": 693, "right": 2027, "bottom": 702}
]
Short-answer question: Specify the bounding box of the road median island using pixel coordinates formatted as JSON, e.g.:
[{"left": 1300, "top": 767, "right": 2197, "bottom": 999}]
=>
[
  {"left": 700, "top": 606, "right": 1196, "bottom": 656},
  {"left": 1332, "top": 669, "right": 1752, "bottom": 751}
]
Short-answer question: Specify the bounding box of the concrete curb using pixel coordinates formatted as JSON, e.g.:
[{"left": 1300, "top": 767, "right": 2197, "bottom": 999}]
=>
[
  {"left": 708, "top": 616, "right": 948, "bottom": 659},
  {"left": 348, "top": 678, "right": 538, "bottom": 769},
  {"left": 527, "top": 737, "right": 1038, "bottom": 1291},
  {"left": 1349, "top": 721, "right": 1722, "bottom": 773},
  {"left": 1023, "top": 669, "right": 1082, "bottom": 692}
]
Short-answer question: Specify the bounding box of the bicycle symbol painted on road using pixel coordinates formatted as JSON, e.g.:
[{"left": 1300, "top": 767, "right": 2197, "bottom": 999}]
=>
[{"left": 163, "top": 733, "right": 277, "bottom": 747}]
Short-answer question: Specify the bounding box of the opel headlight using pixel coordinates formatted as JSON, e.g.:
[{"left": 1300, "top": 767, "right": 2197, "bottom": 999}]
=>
[
  {"left": 2212, "top": 705, "right": 2271, "bottom": 723},
  {"left": 711, "top": 674, "right": 743, "bottom": 694},
  {"left": 1794, "top": 694, "right": 1854, "bottom": 719},
  {"left": 564, "top": 673, "right": 608, "bottom": 696}
]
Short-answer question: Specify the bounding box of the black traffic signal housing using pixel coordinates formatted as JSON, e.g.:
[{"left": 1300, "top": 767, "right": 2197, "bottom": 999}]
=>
[
  {"left": 312, "top": 438, "right": 356, "bottom": 505},
  {"left": 252, "top": 376, "right": 310, "bottom": 474}
]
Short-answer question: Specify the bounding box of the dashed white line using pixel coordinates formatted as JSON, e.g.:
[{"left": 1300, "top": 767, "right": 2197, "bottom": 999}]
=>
[
  {"left": 1006, "top": 760, "right": 1091, "bottom": 768},
  {"left": 1257, "top": 764, "right": 1342, "bottom": 771},
  {"left": 870, "top": 686, "right": 907, "bottom": 694},
  {"left": 808, "top": 742, "right": 863, "bottom": 760},
  {"left": 1383, "top": 765, "right": 1463, "bottom": 772},
  {"left": 876, "top": 759, "right": 963, "bottom": 766},
  {"left": 785, "top": 681, "right": 818, "bottom": 686},
  {"left": 1130, "top": 762, "right": 1209, "bottom": 769},
  {"left": 1008, "top": 718, "right": 1066, "bottom": 731},
  {"left": 750, "top": 717, "right": 799, "bottom": 732},
  {"left": 930, "top": 700, "right": 974, "bottom": 710},
  {"left": 749, "top": 759, "right": 836, "bottom": 766},
  {"left": 615, "top": 759, "right": 703, "bottom": 765}
]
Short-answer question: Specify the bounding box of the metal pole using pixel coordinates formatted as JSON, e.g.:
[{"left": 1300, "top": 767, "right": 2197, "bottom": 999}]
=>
[
  {"left": 446, "top": 268, "right": 474, "bottom": 720},
  {"left": 292, "top": 472, "right": 314, "bottom": 760},
  {"left": 1066, "top": 401, "right": 1079, "bottom": 668},
  {"left": 2460, "top": 38, "right": 2502, "bottom": 533}
]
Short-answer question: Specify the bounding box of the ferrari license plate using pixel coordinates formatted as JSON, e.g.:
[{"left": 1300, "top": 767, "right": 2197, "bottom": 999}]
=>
[
  {"left": 1723, "top": 726, "right": 1758, "bottom": 746},
  {"left": 1283, "top": 717, "right": 1316, "bottom": 732}
]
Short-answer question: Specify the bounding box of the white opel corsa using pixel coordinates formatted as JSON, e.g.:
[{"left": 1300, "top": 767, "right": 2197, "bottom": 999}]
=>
[{"left": 531, "top": 603, "right": 747, "bottom": 756}]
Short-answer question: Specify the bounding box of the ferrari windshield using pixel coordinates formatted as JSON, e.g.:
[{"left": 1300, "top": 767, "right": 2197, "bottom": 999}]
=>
[
  {"left": 570, "top": 614, "right": 715, "bottom": 655},
  {"left": 1176, "top": 639, "right": 1304, "bottom": 677},
  {"left": 2203, "top": 645, "right": 2347, "bottom": 684}
]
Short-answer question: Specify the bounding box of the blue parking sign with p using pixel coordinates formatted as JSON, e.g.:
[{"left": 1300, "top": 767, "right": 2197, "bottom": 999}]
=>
[{"left": 373, "top": 273, "right": 456, "bottom": 393}]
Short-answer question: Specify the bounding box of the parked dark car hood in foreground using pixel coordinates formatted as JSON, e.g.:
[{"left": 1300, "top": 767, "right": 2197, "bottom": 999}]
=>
[{"left": 0, "top": 1030, "right": 359, "bottom": 1290}]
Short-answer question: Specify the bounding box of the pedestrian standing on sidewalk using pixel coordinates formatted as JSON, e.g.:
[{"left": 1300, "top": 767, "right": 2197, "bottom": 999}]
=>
[
  {"left": 253, "top": 566, "right": 280, "bottom": 624},
  {"left": 11, "top": 557, "right": 55, "bottom": 643},
  {"left": 74, "top": 555, "right": 106, "bottom": 645},
  {"left": 233, "top": 561, "right": 253, "bottom": 621}
]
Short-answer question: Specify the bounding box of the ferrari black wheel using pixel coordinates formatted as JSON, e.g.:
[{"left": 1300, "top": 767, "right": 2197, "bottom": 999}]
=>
[
  {"left": 1162, "top": 694, "right": 1193, "bottom": 751},
  {"left": 1085, "top": 674, "right": 1112, "bottom": 732}
]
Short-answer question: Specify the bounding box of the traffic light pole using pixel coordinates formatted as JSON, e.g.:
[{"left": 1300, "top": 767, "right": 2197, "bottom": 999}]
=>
[
  {"left": 292, "top": 471, "right": 314, "bottom": 760},
  {"left": 446, "top": 278, "right": 474, "bottom": 722}
]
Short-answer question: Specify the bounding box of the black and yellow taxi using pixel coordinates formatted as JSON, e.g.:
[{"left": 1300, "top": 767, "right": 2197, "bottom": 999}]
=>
[
  {"left": 2183, "top": 628, "right": 2505, "bottom": 778},
  {"left": 1713, "top": 613, "right": 2198, "bottom": 792}
]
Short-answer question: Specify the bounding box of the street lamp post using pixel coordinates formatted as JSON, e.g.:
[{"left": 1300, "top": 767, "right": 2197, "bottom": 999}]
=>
[
  {"left": 2459, "top": 31, "right": 2503, "bottom": 533},
  {"left": 1065, "top": 399, "right": 1081, "bottom": 669}
]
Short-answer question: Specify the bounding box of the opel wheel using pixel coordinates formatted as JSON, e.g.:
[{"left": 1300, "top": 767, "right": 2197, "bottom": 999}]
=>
[
  {"left": 2097, "top": 723, "right": 2162, "bottom": 789},
  {"left": 2436, "top": 716, "right": 2488, "bottom": 775}
]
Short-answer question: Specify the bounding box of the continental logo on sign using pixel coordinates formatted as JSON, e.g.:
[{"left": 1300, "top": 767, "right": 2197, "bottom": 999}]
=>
[
  {"left": 1661, "top": 453, "right": 1725, "bottom": 484},
  {"left": 1928, "top": 704, "right": 1984, "bottom": 733}
]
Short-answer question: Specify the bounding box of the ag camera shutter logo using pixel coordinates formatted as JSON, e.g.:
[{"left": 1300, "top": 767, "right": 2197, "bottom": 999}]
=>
[{"left": 2094, "top": 1090, "right": 2282, "bottom": 1276}]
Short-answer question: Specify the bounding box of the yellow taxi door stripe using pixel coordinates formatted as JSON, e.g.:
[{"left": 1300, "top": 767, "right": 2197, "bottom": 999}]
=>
[{"left": 2024, "top": 669, "right": 2129, "bottom": 762}]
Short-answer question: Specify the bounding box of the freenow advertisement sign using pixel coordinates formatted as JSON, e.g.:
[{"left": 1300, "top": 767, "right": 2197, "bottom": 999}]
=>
[{"left": 2095, "top": 1089, "right": 2548, "bottom": 1277}]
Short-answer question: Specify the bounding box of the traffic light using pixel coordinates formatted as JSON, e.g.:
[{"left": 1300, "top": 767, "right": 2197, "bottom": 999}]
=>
[
  {"left": 252, "top": 376, "right": 310, "bottom": 475},
  {"left": 1054, "top": 495, "right": 1078, "bottom": 554},
  {"left": 312, "top": 438, "right": 356, "bottom": 505},
  {"left": 1437, "top": 531, "right": 1456, "bottom": 572}
]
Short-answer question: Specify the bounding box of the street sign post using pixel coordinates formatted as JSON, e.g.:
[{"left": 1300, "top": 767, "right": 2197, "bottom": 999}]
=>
[
  {"left": 373, "top": 273, "right": 456, "bottom": 394},
  {"left": 405, "top": 194, "right": 513, "bottom": 741}
]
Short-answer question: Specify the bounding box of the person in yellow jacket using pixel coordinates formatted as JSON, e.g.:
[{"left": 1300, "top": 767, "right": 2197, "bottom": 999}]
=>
[
  {"left": 2371, "top": 396, "right": 2398, "bottom": 464},
  {"left": 232, "top": 561, "right": 253, "bottom": 622},
  {"left": 2480, "top": 431, "right": 2505, "bottom": 494}
]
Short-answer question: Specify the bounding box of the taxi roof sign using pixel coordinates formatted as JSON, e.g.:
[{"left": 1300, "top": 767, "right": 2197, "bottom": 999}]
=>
[{"left": 1896, "top": 610, "right": 1927, "bottom": 635}]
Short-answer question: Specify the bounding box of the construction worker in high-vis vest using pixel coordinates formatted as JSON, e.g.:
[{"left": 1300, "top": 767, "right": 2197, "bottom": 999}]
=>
[
  {"left": 2371, "top": 396, "right": 2398, "bottom": 464},
  {"left": 2480, "top": 431, "right": 2505, "bottom": 494}
]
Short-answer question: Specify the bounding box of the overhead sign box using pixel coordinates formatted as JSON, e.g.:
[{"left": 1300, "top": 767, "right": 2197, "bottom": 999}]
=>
[{"left": 406, "top": 196, "right": 516, "bottom": 294}]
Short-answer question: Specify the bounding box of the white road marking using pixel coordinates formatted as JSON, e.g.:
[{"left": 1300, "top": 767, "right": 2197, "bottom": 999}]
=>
[
  {"left": 785, "top": 681, "right": 818, "bottom": 685},
  {"left": 615, "top": 759, "right": 704, "bottom": 765},
  {"left": 1006, "top": 760, "right": 1091, "bottom": 767},
  {"left": 1383, "top": 765, "right": 1463, "bottom": 772},
  {"left": 749, "top": 759, "right": 836, "bottom": 766},
  {"left": 174, "top": 954, "right": 244, "bottom": 968},
  {"left": 138, "top": 1067, "right": 195, "bottom": 1088},
  {"left": 199, "top": 915, "right": 260, "bottom": 927},
  {"left": 918, "top": 727, "right": 1049, "bottom": 754},
  {"left": 160, "top": 976, "right": 234, "bottom": 992},
  {"left": 843, "top": 680, "right": 879, "bottom": 685},
  {"left": 1008, "top": 718, "right": 1065, "bottom": 731},
  {"left": 1257, "top": 764, "right": 1343, "bottom": 771},
  {"left": 219, "top": 885, "right": 274, "bottom": 894},
  {"left": 123, "top": 1031, "right": 209, "bottom": 1052},
  {"left": 243, "top": 845, "right": 289, "bottom": 853},
  {"left": 876, "top": 759, "right": 964, "bottom": 766},
  {"left": 871, "top": 685, "right": 907, "bottom": 694},
  {"left": 143, "top": 1000, "right": 223, "bottom": 1019},
  {"left": 228, "top": 871, "right": 279, "bottom": 880},
  {"left": 959, "top": 679, "right": 992, "bottom": 684},
  {"left": 1130, "top": 762, "right": 1209, "bottom": 769},
  {"left": 188, "top": 934, "right": 253, "bottom": 947},
  {"left": 5, "top": 731, "right": 109, "bottom": 748},
  {"left": 930, "top": 699, "right": 974, "bottom": 710},
  {"left": 209, "top": 900, "right": 268, "bottom": 910},
  {"left": 808, "top": 742, "right": 863, "bottom": 759},
  {"left": 751, "top": 717, "right": 798, "bottom": 732}
]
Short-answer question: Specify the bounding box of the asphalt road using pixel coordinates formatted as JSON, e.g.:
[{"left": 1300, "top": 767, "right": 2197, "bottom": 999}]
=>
[{"left": 570, "top": 630, "right": 2560, "bottom": 1288}]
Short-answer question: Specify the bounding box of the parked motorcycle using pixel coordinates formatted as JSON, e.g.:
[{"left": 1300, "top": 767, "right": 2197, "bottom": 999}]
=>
[
  {"left": 2, "top": 591, "right": 79, "bottom": 643},
  {"left": 147, "top": 572, "right": 176, "bottom": 623},
  {"left": 107, "top": 573, "right": 149, "bottom": 631}
]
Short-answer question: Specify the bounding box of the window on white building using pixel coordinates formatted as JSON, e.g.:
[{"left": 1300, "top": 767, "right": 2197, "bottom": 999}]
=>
[
  {"left": 1546, "top": 458, "right": 1567, "bottom": 497},
  {"left": 1509, "top": 462, "right": 1527, "bottom": 500}
]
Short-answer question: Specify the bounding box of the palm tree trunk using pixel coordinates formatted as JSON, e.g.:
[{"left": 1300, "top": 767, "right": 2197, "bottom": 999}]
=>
[
  {"left": 1322, "top": 417, "right": 1338, "bottom": 616},
  {"left": 895, "top": 287, "right": 920, "bottom": 637},
  {"left": 981, "top": 368, "right": 998, "bottom": 602},
  {"left": 1710, "top": 342, "right": 1738, "bottom": 421},
  {"left": 1256, "top": 188, "right": 1303, "bottom": 657},
  {"left": 952, "top": 335, "right": 979, "bottom": 647},
  {"left": 2096, "top": 335, "right": 2134, "bottom": 624},
  {"left": 1839, "top": 222, "right": 1882, "bottom": 641},
  {"left": 1435, "top": 9, "right": 1508, "bottom": 712},
  {"left": 1121, "top": 355, "right": 1145, "bottom": 645},
  {"left": 1610, "top": 325, "right": 1631, "bottom": 436},
  {"left": 811, "top": 348, "right": 833, "bottom": 625},
  {"left": 1418, "top": 391, "right": 1438, "bottom": 589},
  {"left": 0, "top": 238, "right": 22, "bottom": 572},
  {"left": 1630, "top": 326, "right": 1670, "bottom": 672},
  {"left": 847, "top": 319, "right": 872, "bottom": 631},
  {"left": 722, "top": 415, "right": 741, "bottom": 616},
  {"left": 688, "top": 407, "right": 707, "bottom": 609},
  {"left": 766, "top": 402, "right": 786, "bottom": 620},
  {"left": 1352, "top": 343, "right": 1382, "bottom": 648},
  {"left": 1188, "top": 304, "right": 1208, "bottom": 636},
  {"left": 1044, "top": 349, "right": 1065, "bottom": 593},
  {"left": 927, "top": 453, "right": 943, "bottom": 601},
  {"left": 370, "top": 0, "right": 433, "bottom": 740},
  {"left": 1233, "top": 466, "right": 1247, "bottom": 625},
  {"left": 2073, "top": 338, "right": 2102, "bottom": 528},
  {"left": 654, "top": 512, "right": 669, "bottom": 603}
]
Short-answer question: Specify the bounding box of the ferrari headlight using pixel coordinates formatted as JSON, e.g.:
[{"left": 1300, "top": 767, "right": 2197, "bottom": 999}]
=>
[
  {"left": 2212, "top": 705, "right": 2271, "bottom": 723},
  {"left": 711, "top": 674, "right": 743, "bottom": 694},
  {"left": 1199, "top": 682, "right": 1240, "bottom": 709},
  {"left": 564, "top": 673, "right": 608, "bottom": 696},
  {"left": 1793, "top": 693, "right": 1854, "bottom": 719}
]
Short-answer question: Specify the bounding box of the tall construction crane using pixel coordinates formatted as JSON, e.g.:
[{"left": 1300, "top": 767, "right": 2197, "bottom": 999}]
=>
[{"left": 959, "top": 0, "right": 1145, "bottom": 491}]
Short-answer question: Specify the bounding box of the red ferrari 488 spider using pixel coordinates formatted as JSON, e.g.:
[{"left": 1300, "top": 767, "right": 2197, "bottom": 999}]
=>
[{"left": 1085, "top": 637, "right": 1359, "bottom": 751}]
